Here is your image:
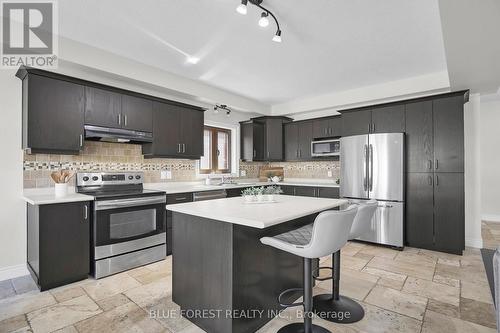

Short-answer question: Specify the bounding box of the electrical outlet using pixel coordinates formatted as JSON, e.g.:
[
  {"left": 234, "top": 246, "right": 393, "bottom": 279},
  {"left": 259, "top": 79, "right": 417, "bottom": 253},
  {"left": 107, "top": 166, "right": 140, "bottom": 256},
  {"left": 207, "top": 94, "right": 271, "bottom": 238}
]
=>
[
  {"left": 327, "top": 170, "right": 333, "bottom": 178},
  {"left": 161, "top": 170, "right": 172, "bottom": 180},
  {"left": 240, "top": 170, "right": 247, "bottom": 177}
]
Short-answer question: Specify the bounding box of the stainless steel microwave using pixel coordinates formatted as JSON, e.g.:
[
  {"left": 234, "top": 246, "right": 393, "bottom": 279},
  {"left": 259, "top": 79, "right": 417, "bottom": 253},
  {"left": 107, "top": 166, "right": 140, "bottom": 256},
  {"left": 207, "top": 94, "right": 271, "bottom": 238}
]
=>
[{"left": 311, "top": 139, "right": 340, "bottom": 157}]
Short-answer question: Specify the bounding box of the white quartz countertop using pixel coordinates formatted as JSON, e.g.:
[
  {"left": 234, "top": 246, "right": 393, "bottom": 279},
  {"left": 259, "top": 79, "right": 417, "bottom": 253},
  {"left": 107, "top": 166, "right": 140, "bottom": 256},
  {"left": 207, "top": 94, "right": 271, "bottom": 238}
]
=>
[
  {"left": 167, "top": 195, "right": 347, "bottom": 229},
  {"left": 145, "top": 179, "right": 340, "bottom": 194},
  {"left": 22, "top": 188, "right": 95, "bottom": 205}
]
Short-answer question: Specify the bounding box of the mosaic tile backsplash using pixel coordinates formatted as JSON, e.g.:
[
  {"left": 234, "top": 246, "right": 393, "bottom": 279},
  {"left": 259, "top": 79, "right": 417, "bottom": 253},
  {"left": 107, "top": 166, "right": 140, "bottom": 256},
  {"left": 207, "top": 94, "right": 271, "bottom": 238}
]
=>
[{"left": 23, "top": 141, "right": 340, "bottom": 188}]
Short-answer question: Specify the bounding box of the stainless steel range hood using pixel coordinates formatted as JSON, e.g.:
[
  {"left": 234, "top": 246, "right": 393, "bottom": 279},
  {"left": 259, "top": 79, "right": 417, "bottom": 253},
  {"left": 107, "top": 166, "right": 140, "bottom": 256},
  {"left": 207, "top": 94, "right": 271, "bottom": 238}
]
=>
[{"left": 84, "top": 125, "right": 153, "bottom": 143}]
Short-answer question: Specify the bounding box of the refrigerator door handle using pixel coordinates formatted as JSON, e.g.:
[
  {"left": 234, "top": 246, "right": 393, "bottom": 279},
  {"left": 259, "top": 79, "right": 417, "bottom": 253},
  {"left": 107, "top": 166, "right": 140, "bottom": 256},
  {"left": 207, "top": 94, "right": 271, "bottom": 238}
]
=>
[
  {"left": 363, "top": 144, "right": 368, "bottom": 191},
  {"left": 369, "top": 144, "right": 374, "bottom": 191}
]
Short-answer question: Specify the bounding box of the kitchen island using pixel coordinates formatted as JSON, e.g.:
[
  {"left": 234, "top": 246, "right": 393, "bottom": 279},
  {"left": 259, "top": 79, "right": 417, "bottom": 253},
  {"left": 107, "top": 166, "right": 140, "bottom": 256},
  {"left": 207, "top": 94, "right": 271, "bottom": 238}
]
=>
[{"left": 168, "top": 195, "right": 347, "bottom": 333}]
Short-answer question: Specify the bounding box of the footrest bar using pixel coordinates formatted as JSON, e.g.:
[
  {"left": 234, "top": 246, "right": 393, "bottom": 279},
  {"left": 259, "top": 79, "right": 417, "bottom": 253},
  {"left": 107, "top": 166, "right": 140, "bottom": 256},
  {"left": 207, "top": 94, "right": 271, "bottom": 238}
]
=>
[
  {"left": 277, "top": 288, "right": 304, "bottom": 308},
  {"left": 313, "top": 266, "right": 333, "bottom": 281}
]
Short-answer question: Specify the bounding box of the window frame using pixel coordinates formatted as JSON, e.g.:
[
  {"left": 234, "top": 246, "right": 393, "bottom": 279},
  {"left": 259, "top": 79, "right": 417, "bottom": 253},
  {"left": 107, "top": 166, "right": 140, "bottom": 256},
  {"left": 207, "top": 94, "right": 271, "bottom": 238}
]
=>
[{"left": 199, "top": 125, "right": 232, "bottom": 174}]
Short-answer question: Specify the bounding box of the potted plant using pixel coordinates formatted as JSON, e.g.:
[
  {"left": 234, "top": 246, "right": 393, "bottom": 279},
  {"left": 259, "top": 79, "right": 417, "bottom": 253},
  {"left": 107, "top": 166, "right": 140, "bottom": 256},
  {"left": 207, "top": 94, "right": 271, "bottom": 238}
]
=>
[
  {"left": 263, "top": 186, "right": 283, "bottom": 202},
  {"left": 241, "top": 187, "right": 257, "bottom": 203}
]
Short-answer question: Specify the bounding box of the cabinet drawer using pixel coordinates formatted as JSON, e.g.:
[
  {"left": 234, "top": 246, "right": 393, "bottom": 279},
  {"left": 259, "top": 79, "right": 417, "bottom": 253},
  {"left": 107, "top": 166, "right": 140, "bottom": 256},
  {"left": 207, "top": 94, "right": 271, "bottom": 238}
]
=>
[{"left": 166, "top": 193, "right": 193, "bottom": 205}]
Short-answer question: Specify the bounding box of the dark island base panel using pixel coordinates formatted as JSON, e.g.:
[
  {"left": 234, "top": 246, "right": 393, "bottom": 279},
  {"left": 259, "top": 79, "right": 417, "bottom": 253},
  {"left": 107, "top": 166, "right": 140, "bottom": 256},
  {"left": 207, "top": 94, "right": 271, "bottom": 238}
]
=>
[{"left": 172, "top": 212, "right": 318, "bottom": 333}]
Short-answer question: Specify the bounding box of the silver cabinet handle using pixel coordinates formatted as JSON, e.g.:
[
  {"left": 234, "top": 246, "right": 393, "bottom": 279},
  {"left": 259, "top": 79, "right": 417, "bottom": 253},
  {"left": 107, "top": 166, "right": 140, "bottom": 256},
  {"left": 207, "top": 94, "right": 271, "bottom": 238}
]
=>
[
  {"left": 435, "top": 159, "right": 439, "bottom": 170},
  {"left": 79, "top": 134, "right": 83, "bottom": 147},
  {"left": 175, "top": 197, "right": 187, "bottom": 201},
  {"left": 427, "top": 160, "right": 432, "bottom": 170},
  {"left": 436, "top": 175, "right": 439, "bottom": 186},
  {"left": 363, "top": 144, "right": 368, "bottom": 191},
  {"left": 84, "top": 204, "right": 88, "bottom": 221},
  {"left": 118, "top": 114, "right": 121, "bottom": 125},
  {"left": 124, "top": 114, "right": 128, "bottom": 126},
  {"left": 253, "top": 149, "right": 256, "bottom": 158},
  {"left": 368, "top": 123, "right": 371, "bottom": 132},
  {"left": 267, "top": 151, "right": 270, "bottom": 158},
  {"left": 428, "top": 175, "right": 433, "bottom": 186},
  {"left": 372, "top": 123, "right": 375, "bottom": 132},
  {"left": 183, "top": 144, "right": 186, "bottom": 153},
  {"left": 178, "top": 144, "right": 181, "bottom": 153}
]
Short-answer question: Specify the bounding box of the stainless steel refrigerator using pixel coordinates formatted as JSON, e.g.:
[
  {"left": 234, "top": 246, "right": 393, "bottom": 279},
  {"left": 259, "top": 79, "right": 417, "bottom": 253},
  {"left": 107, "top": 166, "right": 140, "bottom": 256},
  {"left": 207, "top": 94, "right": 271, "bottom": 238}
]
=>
[{"left": 340, "top": 133, "right": 404, "bottom": 248}]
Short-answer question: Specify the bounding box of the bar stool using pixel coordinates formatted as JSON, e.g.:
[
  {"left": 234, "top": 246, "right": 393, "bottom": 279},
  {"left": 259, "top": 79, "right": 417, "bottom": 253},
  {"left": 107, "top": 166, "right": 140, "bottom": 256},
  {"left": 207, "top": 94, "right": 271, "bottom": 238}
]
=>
[
  {"left": 260, "top": 206, "right": 358, "bottom": 333},
  {"left": 312, "top": 200, "right": 378, "bottom": 324}
]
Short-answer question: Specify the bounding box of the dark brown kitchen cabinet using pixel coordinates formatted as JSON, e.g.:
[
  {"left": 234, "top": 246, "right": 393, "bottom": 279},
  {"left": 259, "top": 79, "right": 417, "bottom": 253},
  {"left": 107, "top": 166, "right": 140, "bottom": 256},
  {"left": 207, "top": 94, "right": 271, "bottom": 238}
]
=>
[
  {"left": 281, "top": 185, "right": 339, "bottom": 199},
  {"left": 264, "top": 118, "right": 285, "bottom": 161},
  {"left": 240, "top": 121, "right": 265, "bottom": 161},
  {"left": 143, "top": 102, "right": 204, "bottom": 159},
  {"left": 433, "top": 96, "right": 464, "bottom": 173},
  {"left": 166, "top": 193, "right": 193, "bottom": 255},
  {"left": 27, "top": 201, "right": 90, "bottom": 291},
  {"left": 284, "top": 121, "right": 313, "bottom": 161},
  {"left": 294, "top": 186, "right": 317, "bottom": 197},
  {"left": 433, "top": 173, "right": 465, "bottom": 254},
  {"left": 18, "top": 73, "right": 85, "bottom": 154},
  {"left": 85, "top": 87, "right": 122, "bottom": 128},
  {"left": 405, "top": 101, "right": 434, "bottom": 172},
  {"left": 371, "top": 105, "right": 405, "bottom": 133},
  {"left": 406, "top": 173, "right": 435, "bottom": 250},
  {"left": 121, "top": 95, "right": 153, "bottom": 132},
  {"left": 312, "top": 116, "right": 342, "bottom": 139},
  {"left": 316, "top": 186, "right": 340, "bottom": 199},
  {"left": 341, "top": 109, "right": 372, "bottom": 136}
]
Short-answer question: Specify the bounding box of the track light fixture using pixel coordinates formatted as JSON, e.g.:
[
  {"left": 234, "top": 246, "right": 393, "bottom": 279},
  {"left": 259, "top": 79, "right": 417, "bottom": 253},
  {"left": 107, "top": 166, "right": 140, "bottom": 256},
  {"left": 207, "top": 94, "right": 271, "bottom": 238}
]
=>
[
  {"left": 214, "top": 104, "right": 232, "bottom": 117},
  {"left": 235, "top": 0, "right": 282, "bottom": 43}
]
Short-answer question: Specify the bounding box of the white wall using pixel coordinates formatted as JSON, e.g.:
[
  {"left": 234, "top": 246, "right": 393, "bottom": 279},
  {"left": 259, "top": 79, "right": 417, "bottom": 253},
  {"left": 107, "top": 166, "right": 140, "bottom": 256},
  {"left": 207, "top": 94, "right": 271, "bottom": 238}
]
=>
[
  {"left": 479, "top": 95, "right": 500, "bottom": 221},
  {"left": 0, "top": 69, "right": 26, "bottom": 280}
]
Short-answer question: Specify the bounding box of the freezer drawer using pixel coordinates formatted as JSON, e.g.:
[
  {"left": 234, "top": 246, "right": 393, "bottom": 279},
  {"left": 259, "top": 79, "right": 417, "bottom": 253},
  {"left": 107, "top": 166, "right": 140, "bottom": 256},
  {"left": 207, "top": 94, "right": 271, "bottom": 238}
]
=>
[{"left": 347, "top": 199, "right": 404, "bottom": 248}]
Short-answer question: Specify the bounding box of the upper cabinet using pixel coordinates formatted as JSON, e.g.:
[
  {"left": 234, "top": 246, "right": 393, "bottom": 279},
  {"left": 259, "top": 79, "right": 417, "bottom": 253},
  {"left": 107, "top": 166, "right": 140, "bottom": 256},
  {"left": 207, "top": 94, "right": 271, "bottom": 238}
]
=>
[
  {"left": 312, "top": 116, "right": 341, "bottom": 139},
  {"left": 405, "top": 101, "right": 434, "bottom": 172},
  {"left": 121, "top": 95, "right": 153, "bottom": 132},
  {"left": 143, "top": 102, "right": 204, "bottom": 159},
  {"left": 17, "top": 67, "right": 204, "bottom": 158},
  {"left": 340, "top": 105, "right": 405, "bottom": 137},
  {"left": 284, "top": 121, "right": 313, "bottom": 161},
  {"left": 18, "top": 72, "right": 85, "bottom": 154},
  {"left": 84, "top": 87, "right": 122, "bottom": 128},
  {"left": 240, "top": 117, "right": 291, "bottom": 162}
]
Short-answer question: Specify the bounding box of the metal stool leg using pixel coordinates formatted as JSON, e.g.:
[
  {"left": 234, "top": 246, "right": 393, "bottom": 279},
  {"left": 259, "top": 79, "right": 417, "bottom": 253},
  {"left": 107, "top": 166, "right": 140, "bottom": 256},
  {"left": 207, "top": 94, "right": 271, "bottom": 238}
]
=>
[
  {"left": 313, "top": 250, "right": 365, "bottom": 323},
  {"left": 278, "top": 258, "right": 330, "bottom": 333}
]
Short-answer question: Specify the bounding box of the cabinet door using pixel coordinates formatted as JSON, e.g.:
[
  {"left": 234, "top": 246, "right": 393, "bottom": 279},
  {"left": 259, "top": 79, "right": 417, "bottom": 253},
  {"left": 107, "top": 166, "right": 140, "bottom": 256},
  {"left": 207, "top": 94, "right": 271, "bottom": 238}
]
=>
[
  {"left": 405, "top": 101, "right": 434, "bottom": 172},
  {"left": 253, "top": 122, "right": 265, "bottom": 161},
  {"left": 281, "top": 185, "right": 296, "bottom": 196},
  {"left": 265, "top": 118, "right": 284, "bottom": 161},
  {"left": 405, "top": 173, "right": 435, "bottom": 250},
  {"left": 39, "top": 202, "right": 90, "bottom": 289},
  {"left": 371, "top": 105, "right": 405, "bottom": 133},
  {"left": 181, "top": 108, "right": 204, "bottom": 158},
  {"left": 316, "top": 187, "right": 339, "bottom": 198},
  {"left": 341, "top": 110, "right": 372, "bottom": 136},
  {"left": 121, "top": 95, "right": 153, "bottom": 132},
  {"left": 294, "top": 186, "right": 316, "bottom": 197},
  {"left": 240, "top": 123, "right": 254, "bottom": 161},
  {"left": 328, "top": 117, "right": 342, "bottom": 137},
  {"left": 146, "top": 102, "right": 182, "bottom": 156},
  {"left": 433, "top": 96, "right": 464, "bottom": 172},
  {"left": 84, "top": 87, "right": 121, "bottom": 128},
  {"left": 284, "top": 123, "right": 299, "bottom": 161},
  {"left": 298, "top": 121, "right": 313, "bottom": 160},
  {"left": 26, "top": 75, "right": 84, "bottom": 154},
  {"left": 434, "top": 173, "right": 464, "bottom": 254},
  {"left": 312, "top": 119, "right": 330, "bottom": 139}
]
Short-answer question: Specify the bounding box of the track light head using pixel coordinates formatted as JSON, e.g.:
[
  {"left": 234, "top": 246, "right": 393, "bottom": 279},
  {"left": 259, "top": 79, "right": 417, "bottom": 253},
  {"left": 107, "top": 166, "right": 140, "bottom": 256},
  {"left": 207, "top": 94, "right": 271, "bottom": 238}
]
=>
[
  {"left": 272, "top": 29, "right": 282, "bottom": 43},
  {"left": 236, "top": 0, "right": 248, "bottom": 15},
  {"left": 258, "top": 12, "right": 269, "bottom": 27}
]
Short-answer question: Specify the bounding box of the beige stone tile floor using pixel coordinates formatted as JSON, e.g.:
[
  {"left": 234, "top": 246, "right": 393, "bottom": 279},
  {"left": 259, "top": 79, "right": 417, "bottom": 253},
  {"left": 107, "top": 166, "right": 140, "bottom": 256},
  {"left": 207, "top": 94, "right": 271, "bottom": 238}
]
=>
[{"left": 0, "top": 243, "right": 497, "bottom": 333}]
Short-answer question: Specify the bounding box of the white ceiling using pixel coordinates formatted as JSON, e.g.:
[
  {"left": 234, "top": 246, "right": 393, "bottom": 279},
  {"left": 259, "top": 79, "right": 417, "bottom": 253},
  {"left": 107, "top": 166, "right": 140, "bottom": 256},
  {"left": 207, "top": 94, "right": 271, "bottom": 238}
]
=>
[{"left": 58, "top": 0, "right": 448, "bottom": 108}]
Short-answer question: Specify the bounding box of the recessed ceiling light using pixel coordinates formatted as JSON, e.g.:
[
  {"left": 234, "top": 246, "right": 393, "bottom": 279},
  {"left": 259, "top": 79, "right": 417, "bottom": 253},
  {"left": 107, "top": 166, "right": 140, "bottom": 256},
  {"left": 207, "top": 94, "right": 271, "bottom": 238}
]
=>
[
  {"left": 186, "top": 56, "right": 200, "bottom": 64},
  {"left": 236, "top": 0, "right": 248, "bottom": 15},
  {"left": 258, "top": 12, "right": 269, "bottom": 28}
]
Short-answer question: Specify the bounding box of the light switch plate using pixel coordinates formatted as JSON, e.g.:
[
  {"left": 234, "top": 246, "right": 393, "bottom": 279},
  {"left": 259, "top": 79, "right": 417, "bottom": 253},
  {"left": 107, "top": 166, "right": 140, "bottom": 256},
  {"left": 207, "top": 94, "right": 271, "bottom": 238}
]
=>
[
  {"left": 327, "top": 170, "right": 333, "bottom": 178},
  {"left": 240, "top": 170, "right": 247, "bottom": 177},
  {"left": 161, "top": 170, "right": 172, "bottom": 180}
]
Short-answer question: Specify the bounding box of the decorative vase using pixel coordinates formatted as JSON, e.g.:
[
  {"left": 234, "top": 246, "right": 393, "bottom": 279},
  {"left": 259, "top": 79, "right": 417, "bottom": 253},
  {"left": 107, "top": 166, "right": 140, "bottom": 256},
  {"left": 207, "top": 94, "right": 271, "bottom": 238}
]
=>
[
  {"left": 244, "top": 195, "right": 255, "bottom": 203},
  {"left": 54, "top": 183, "right": 68, "bottom": 197}
]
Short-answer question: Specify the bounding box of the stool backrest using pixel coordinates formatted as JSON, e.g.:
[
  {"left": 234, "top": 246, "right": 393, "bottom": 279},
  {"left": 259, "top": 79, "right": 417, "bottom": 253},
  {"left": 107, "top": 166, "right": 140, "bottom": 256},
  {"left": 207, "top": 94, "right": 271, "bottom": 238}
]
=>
[
  {"left": 349, "top": 200, "right": 378, "bottom": 240},
  {"left": 304, "top": 205, "right": 358, "bottom": 259}
]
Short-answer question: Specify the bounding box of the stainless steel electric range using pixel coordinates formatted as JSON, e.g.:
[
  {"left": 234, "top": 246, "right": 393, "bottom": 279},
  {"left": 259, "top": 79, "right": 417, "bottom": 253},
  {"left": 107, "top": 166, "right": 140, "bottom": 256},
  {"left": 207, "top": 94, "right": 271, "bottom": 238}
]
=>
[{"left": 76, "top": 171, "right": 166, "bottom": 279}]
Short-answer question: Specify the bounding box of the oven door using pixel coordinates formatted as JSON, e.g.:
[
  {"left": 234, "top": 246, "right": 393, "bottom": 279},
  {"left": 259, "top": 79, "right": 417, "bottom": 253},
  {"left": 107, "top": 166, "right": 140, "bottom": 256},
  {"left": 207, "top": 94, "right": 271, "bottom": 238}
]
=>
[{"left": 93, "top": 195, "right": 166, "bottom": 259}]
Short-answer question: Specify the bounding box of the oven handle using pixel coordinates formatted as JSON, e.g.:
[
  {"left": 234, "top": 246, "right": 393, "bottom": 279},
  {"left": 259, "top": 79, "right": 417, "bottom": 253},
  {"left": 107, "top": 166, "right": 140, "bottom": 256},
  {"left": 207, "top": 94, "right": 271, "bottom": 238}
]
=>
[{"left": 95, "top": 195, "right": 166, "bottom": 210}]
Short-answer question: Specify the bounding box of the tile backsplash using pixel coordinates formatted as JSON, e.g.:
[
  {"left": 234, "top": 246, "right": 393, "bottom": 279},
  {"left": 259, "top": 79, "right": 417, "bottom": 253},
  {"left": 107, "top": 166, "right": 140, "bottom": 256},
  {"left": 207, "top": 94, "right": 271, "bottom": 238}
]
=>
[{"left": 23, "top": 141, "right": 340, "bottom": 188}]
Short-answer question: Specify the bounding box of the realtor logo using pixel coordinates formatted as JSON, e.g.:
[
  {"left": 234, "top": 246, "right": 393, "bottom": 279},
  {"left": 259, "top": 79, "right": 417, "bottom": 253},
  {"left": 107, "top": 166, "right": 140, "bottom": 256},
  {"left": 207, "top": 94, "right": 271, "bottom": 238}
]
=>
[{"left": 1, "top": 1, "right": 58, "bottom": 68}]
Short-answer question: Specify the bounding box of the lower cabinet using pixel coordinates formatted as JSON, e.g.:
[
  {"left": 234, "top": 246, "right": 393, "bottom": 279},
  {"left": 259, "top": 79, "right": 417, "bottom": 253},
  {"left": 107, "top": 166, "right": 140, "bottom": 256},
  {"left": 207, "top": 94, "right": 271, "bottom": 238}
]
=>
[
  {"left": 406, "top": 172, "right": 464, "bottom": 254},
  {"left": 166, "top": 193, "right": 193, "bottom": 255},
  {"left": 280, "top": 185, "right": 340, "bottom": 199},
  {"left": 27, "top": 201, "right": 90, "bottom": 291}
]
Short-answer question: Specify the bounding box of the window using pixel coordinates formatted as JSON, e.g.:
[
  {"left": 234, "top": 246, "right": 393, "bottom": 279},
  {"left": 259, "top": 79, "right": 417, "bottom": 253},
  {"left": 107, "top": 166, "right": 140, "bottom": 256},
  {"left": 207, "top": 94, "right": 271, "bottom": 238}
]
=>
[{"left": 199, "top": 126, "right": 231, "bottom": 174}]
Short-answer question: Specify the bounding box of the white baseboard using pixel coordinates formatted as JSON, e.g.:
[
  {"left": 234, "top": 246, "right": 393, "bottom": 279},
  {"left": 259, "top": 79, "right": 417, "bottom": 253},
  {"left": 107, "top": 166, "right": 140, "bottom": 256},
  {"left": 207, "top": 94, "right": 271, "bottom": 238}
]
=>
[
  {"left": 482, "top": 214, "right": 500, "bottom": 223},
  {"left": 465, "top": 237, "right": 484, "bottom": 249},
  {"left": 0, "top": 263, "right": 29, "bottom": 282}
]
